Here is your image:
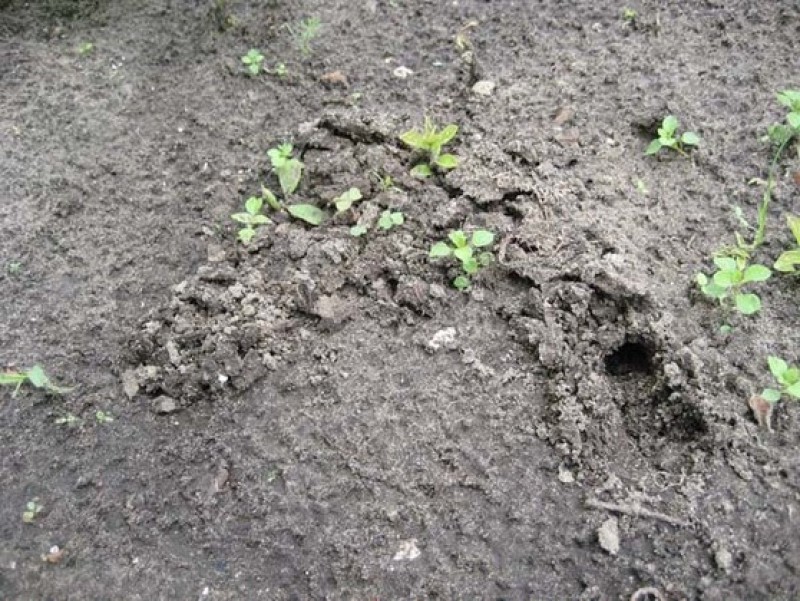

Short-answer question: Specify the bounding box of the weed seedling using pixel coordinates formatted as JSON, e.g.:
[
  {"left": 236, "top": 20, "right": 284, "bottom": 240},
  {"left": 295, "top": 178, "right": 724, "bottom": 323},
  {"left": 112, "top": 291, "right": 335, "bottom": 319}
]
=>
[
  {"left": 333, "top": 187, "right": 363, "bottom": 213},
  {"left": 267, "top": 143, "right": 303, "bottom": 197},
  {"left": 55, "top": 413, "right": 81, "bottom": 427},
  {"left": 349, "top": 224, "right": 368, "bottom": 237},
  {"left": 0, "top": 365, "right": 72, "bottom": 397},
  {"left": 378, "top": 210, "right": 404, "bottom": 231},
  {"left": 231, "top": 196, "right": 271, "bottom": 244},
  {"left": 774, "top": 215, "right": 800, "bottom": 273},
  {"left": 287, "top": 17, "right": 322, "bottom": 56},
  {"left": 622, "top": 7, "right": 637, "bottom": 22},
  {"left": 430, "top": 229, "right": 495, "bottom": 290},
  {"left": 241, "top": 48, "right": 264, "bottom": 77},
  {"left": 762, "top": 356, "right": 800, "bottom": 404},
  {"left": 77, "top": 42, "right": 94, "bottom": 56},
  {"left": 22, "top": 499, "right": 43, "bottom": 524},
  {"left": 95, "top": 410, "right": 114, "bottom": 424},
  {"left": 400, "top": 117, "right": 459, "bottom": 178},
  {"left": 273, "top": 63, "right": 288, "bottom": 78},
  {"left": 696, "top": 255, "right": 770, "bottom": 316},
  {"left": 645, "top": 115, "right": 700, "bottom": 157},
  {"left": 257, "top": 186, "right": 325, "bottom": 226},
  {"left": 766, "top": 89, "right": 800, "bottom": 150}
]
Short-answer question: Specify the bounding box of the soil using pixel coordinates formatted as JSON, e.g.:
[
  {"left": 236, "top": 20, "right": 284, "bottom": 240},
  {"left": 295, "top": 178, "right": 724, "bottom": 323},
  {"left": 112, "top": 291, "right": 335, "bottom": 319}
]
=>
[{"left": 1, "top": 1, "right": 799, "bottom": 599}]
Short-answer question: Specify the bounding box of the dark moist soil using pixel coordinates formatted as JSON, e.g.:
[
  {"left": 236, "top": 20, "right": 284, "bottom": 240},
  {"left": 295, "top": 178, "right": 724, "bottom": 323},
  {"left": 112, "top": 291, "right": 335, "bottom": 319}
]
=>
[{"left": 2, "top": 1, "right": 799, "bottom": 599}]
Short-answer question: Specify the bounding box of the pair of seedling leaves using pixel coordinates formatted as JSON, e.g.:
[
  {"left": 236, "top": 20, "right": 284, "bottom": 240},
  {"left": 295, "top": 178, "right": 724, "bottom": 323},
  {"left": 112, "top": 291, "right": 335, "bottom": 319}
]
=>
[
  {"left": 399, "top": 118, "right": 459, "bottom": 178},
  {"left": 646, "top": 115, "right": 700, "bottom": 157},
  {"left": 331, "top": 188, "right": 404, "bottom": 236},
  {"left": 430, "top": 229, "right": 495, "bottom": 290}
]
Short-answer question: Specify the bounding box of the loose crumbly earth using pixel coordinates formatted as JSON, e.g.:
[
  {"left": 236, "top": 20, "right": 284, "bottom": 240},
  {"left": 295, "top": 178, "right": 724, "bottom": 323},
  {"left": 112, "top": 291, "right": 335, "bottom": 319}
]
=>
[{"left": 1, "top": 1, "right": 799, "bottom": 599}]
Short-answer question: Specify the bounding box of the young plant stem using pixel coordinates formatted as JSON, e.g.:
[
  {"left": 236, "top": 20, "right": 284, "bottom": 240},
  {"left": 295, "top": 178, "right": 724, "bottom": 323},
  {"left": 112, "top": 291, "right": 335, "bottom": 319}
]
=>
[{"left": 748, "top": 135, "right": 793, "bottom": 251}]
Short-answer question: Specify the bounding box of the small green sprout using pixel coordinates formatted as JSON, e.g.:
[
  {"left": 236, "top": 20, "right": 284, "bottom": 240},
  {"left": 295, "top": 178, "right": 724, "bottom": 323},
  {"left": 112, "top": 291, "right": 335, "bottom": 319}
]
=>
[
  {"left": 231, "top": 196, "right": 272, "bottom": 244},
  {"left": 762, "top": 356, "right": 800, "bottom": 404},
  {"left": 400, "top": 118, "right": 459, "bottom": 178},
  {"left": 77, "top": 42, "right": 94, "bottom": 55},
  {"left": 349, "top": 224, "right": 368, "bottom": 237},
  {"left": 333, "top": 187, "right": 363, "bottom": 212},
  {"left": 274, "top": 63, "right": 288, "bottom": 78},
  {"left": 241, "top": 48, "right": 264, "bottom": 77},
  {"left": 256, "top": 186, "right": 325, "bottom": 227},
  {"left": 23, "top": 499, "right": 43, "bottom": 524},
  {"left": 287, "top": 17, "right": 322, "bottom": 56},
  {"left": 378, "top": 210, "right": 404, "bottom": 230},
  {"left": 645, "top": 115, "right": 700, "bottom": 157},
  {"left": 372, "top": 170, "right": 397, "bottom": 191},
  {"left": 622, "top": 7, "right": 637, "bottom": 22},
  {"left": 766, "top": 90, "right": 800, "bottom": 148},
  {"left": 696, "top": 255, "right": 770, "bottom": 316},
  {"left": 430, "top": 229, "right": 495, "bottom": 290},
  {"left": 55, "top": 413, "right": 81, "bottom": 426},
  {"left": 267, "top": 143, "right": 303, "bottom": 197},
  {"left": 774, "top": 215, "right": 800, "bottom": 273},
  {"left": 0, "top": 365, "right": 72, "bottom": 397},
  {"left": 95, "top": 410, "right": 114, "bottom": 423},
  {"left": 7, "top": 261, "right": 21, "bottom": 275}
]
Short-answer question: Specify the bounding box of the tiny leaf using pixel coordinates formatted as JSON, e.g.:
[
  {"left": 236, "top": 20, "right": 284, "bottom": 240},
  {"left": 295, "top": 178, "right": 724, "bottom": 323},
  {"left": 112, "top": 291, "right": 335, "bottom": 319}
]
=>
[
  {"left": 410, "top": 164, "right": 433, "bottom": 179},
  {"left": 448, "top": 230, "right": 468, "bottom": 248},
  {"left": 286, "top": 204, "right": 325, "bottom": 225},
  {"left": 713, "top": 256, "right": 737, "bottom": 271},
  {"left": 644, "top": 139, "right": 662, "bottom": 155},
  {"left": 238, "top": 228, "right": 256, "bottom": 244},
  {"left": 429, "top": 242, "right": 452, "bottom": 258},
  {"left": 453, "top": 246, "right": 474, "bottom": 263},
  {"left": 277, "top": 159, "right": 303, "bottom": 197},
  {"left": 662, "top": 115, "right": 679, "bottom": 135},
  {"left": 681, "top": 131, "right": 700, "bottom": 146},
  {"left": 462, "top": 257, "right": 479, "bottom": 274},
  {"left": 245, "top": 196, "right": 263, "bottom": 215},
  {"left": 26, "top": 366, "right": 48, "bottom": 388},
  {"left": 734, "top": 293, "right": 760, "bottom": 315},
  {"left": 350, "top": 224, "right": 368, "bottom": 237},
  {"left": 453, "top": 275, "right": 470, "bottom": 290},
  {"left": 471, "top": 230, "right": 495, "bottom": 248},
  {"left": 437, "top": 124, "right": 458, "bottom": 146},
  {"left": 788, "top": 112, "right": 800, "bottom": 130},
  {"left": 785, "top": 381, "right": 800, "bottom": 399},
  {"left": 231, "top": 213, "right": 252, "bottom": 224},
  {"left": 768, "top": 356, "right": 788, "bottom": 379},
  {"left": 435, "top": 154, "right": 459, "bottom": 170},
  {"left": 762, "top": 388, "right": 782, "bottom": 403},
  {"left": 399, "top": 130, "right": 426, "bottom": 150},
  {"left": 742, "top": 264, "right": 771, "bottom": 283},
  {"left": 775, "top": 249, "right": 800, "bottom": 273}
]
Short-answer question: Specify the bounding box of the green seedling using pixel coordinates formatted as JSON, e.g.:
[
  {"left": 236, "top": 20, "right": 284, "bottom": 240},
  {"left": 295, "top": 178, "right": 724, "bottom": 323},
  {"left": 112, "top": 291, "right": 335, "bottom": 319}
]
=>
[
  {"left": 349, "top": 224, "right": 368, "bottom": 237},
  {"left": 622, "top": 7, "right": 637, "bottom": 22},
  {"left": 267, "top": 143, "right": 303, "bottom": 197},
  {"left": 378, "top": 210, "right": 404, "bottom": 230},
  {"left": 23, "top": 499, "right": 43, "bottom": 524},
  {"left": 231, "top": 196, "right": 271, "bottom": 244},
  {"left": 55, "top": 413, "right": 81, "bottom": 426},
  {"left": 430, "top": 229, "right": 495, "bottom": 290},
  {"left": 287, "top": 17, "right": 322, "bottom": 56},
  {"left": 333, "top": 187, "right": 363, "bottom": 212},
  {"left": 77, "top": 42, "right": 94, "bottom": 55},
  {"left": 274, "top": 63, "right": 288, "bottom": 78},
  {"left": 95, "top": 410, "right": 114, "bottom": 423},
  {"left": 774, "top": 215, "right": 800, "bottom": 273},
  {"left": 696, "top": 255, "right": 770, "bottom": 316},
  {"left": 0, "top": 365, "right": 72, "bottom": 397},
  {"left": 257, "top": 186, "right": 325, "bottom": 226},
  {"left": 241, "top": 48, "right": 264, "bottom": 77},
  {"left": 399, "top": 117, "right": 459, "bottom": 178},
  {"left": 372, "top": 170, "right": 397, "bottom": 191},
  {"left": 7, "top": 261, "right": 21, "bottom": 275},
  {"left": 762, "top": 356, "right": 800, "bottom": 404},
  {"left": 645, "top": 115, "right": 700, "bottom": 157},
  {"left": 731, "top": 90, "right": 800, "bottom": 255},
  {"left": 766, "top": 89, "right": 800, "bottom": 149}
]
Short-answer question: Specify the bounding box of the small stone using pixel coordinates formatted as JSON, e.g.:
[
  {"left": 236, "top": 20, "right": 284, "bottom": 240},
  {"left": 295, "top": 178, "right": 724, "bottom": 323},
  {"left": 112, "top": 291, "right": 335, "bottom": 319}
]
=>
[
  {"left": 427, "top": 327, "right": 457, "bottom": 352},
  {"left": 121, "top": 369, "right": 140, "bottom": 400},
  {"left": 597, "top": 517, "right": 620, "bottom": 555},
  {"left": 151, "top": 395, "right": 179, "bottom": 415},
  {"left": 472, "top": 80, "right": 496, "bottom": 96},
  {"left": 166, "top": 340, "right": 181, "bottom": 366},
  {"left": 320, "top": 70, "right": 349, "bottom": 87},
  {"left": 714, "top": 547, "right": 733, "bottom": 572},
  {"left": 42, "top": 545, "right": 65, "bottom": 564},
  {"left": 393, "top": 66, "right": 413, "bottom": 78},
  {"left": 558, "top": 465, "right": 575, "bottom": 483},
  {"left": 207, "top": 243, "right": 227, "bottom": 263},
  {"left": 392, "top": 539, "right": 421, "bottom": 561}
]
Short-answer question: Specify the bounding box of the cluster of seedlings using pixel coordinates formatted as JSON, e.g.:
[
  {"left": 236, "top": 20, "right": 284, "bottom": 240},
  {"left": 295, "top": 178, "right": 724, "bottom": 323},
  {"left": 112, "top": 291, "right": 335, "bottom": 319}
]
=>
[
  {"left": 239, "top": 15, "right": 322, "bottom": 79},
  {"left": 230, "top": 117, "right": 494, "bottom": 294},
  {"left": 680, "top": 90, "right": 800, "bottom": 414}
]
